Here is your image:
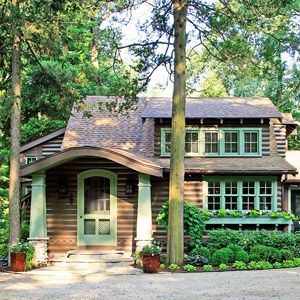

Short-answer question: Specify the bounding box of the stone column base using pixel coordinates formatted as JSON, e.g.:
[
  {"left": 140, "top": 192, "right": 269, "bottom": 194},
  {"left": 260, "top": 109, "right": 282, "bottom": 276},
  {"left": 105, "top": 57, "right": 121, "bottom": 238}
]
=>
[
  {"left": 28, "top": 237, "right": 49, "bottom": 266},
  {"left": 135, "top": 238, "right": 153, "bottom": 253}
]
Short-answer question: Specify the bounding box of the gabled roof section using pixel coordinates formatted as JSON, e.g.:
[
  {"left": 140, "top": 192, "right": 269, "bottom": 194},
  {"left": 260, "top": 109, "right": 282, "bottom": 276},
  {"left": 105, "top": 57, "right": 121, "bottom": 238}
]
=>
[
  {"left": 142, "top": 97, "right": 283, "bottom": 119},
  {"left": 62, "top": 96, "right": 153, "bottom": 155},
  {"left": 20, "top": 127, "right": 66, "bottom": 153}
]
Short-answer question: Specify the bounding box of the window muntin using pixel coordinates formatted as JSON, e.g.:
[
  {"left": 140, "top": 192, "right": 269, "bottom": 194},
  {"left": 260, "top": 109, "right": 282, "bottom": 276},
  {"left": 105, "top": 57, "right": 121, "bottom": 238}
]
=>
[
  {"left": 25, "top": 156, "right": 38, "bottom": 164},
  {"left": 242, "top": 181, "right": 255, "bottom": 210},
  {"left": 207, "top": 182, "right": 221, "bottom": 210},
  {"left": 244, "top": 131, "right": 258, "bottom": 154},
  {"left": 205, "top": 178, "right": 276, "bottom": 211},
  {"left": 204, "top": 132, "right": 219, "bottom": 154},
  {"left": 224, "top": 131, "right": 239, "bottom": 154},
  {"left": 185, "top": 131, "right": 199, "bottom": 155},
  {"left": 161, "top": 128, "right": 261, "bottom": 157},
  {"left": 224, "top": 182, "right": 238, "bottom": 210}
]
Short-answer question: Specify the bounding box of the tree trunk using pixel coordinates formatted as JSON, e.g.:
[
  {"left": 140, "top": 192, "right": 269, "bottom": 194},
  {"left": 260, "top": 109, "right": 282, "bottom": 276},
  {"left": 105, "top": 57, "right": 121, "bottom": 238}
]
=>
[
  {"left": 9, "top": 0, "right": 21, "bottom": 246},
  {"left": 167, "top": 0, "right": 187, "bottom": 265}
]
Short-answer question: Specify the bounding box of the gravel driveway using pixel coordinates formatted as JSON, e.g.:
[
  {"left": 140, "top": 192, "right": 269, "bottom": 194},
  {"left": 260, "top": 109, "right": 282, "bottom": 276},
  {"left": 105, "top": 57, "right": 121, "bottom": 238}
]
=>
[{"left": 1, "top": 267, "right": 300, "bottom": 300}]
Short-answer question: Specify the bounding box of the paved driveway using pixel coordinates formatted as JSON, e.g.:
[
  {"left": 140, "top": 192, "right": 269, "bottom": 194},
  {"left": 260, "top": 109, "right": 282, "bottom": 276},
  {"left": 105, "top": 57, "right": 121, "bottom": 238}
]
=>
[{"left": 1, "top": 267, "right": 300, "bottom": 300}]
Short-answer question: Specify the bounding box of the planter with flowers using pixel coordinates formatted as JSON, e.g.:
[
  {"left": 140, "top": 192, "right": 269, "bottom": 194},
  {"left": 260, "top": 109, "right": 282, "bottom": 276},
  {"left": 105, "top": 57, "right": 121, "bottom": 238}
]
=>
[
  {"left": 141, "top": 243, "right": 162, "bottom": 273},
  {"left": 10, "top": 242, "right": 35, "bottom": 272}
]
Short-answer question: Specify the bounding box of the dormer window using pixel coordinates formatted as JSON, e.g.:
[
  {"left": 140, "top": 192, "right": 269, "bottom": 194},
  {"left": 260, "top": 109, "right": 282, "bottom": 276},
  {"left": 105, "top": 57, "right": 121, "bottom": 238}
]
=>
[
  {"left": 25, "top": 156, "right": 38, "bottom": 164},
  {"left": 161, "top": 127, "right": 262, "bottom": 157}
]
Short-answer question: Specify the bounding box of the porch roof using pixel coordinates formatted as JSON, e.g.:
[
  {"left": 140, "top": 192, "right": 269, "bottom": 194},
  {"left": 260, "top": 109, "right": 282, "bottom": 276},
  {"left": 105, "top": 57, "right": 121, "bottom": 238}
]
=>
[{"left": 20, "top": 146, "right": 163, "bottom": 177}]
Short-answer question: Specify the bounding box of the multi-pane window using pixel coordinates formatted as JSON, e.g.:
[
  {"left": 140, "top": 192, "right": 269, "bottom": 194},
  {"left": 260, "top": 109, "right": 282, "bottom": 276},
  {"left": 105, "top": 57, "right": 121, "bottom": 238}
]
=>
[
  {"left": 224, "top": 131, "right": 239, "bottom": 154},
  {"left": 224, "top": 182, "right": 238, "bottom": 210},
  {"left": 205, "top": 132, "right": 219, "bottom": 154},
  {"left": 244, "top": 131, "right": 258, "bottom": 154},
  {"left": 205, "top": 178, "right": 276, "bottom": 211},
  {"left": 161, "top": 128, "right": 261, "bottom": 156},
  {"left": 25, "top": 156, "right": 38, "bottom": 164},
  {"left": 185, "top": 131, "right": 199, "bottom": 154},
  {"left": 259, "top": 181, "right": 272, "bottom": 210},
  {"left": 242, "top": 181, "right": 255, "bottom": 210},
  {"left": 207, "top": 182, "right": 221, "bottom": 210}
]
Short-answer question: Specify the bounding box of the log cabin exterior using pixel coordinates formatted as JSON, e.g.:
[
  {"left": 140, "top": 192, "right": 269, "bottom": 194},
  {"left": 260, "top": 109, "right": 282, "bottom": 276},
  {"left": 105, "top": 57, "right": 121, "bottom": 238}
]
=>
[{"left": 20, "top": 96, "right": 299, "bottom": 263}]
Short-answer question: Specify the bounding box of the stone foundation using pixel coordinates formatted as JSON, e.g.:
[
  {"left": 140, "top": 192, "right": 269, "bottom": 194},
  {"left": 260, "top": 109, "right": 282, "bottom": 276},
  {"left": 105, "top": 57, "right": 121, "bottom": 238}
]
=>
[{"left": 28, "top": 237, "right": 49, "bottom": 266}]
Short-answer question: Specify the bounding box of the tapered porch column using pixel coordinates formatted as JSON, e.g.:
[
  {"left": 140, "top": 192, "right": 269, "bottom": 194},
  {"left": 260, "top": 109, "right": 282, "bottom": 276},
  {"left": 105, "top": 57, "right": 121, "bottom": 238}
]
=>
[
  {"left": 135, "top": 173, "right": 153, "bottom": 251},
  {"left": 28, "top": 172, "right": 49, "bottom": 265}
]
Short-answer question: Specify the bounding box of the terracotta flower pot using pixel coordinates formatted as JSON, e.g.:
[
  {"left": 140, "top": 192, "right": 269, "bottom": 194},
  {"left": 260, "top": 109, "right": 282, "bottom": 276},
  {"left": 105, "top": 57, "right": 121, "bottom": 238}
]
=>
[
  {"left": 11, "top": 252, "right": 26, "bottom": 272},
  {"left": 142, "top": 254, "right": 160, "bottom": 273}
]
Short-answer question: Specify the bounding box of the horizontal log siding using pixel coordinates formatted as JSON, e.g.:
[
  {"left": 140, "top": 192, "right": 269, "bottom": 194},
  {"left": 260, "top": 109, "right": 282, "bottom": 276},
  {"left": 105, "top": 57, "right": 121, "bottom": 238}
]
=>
[
  {"left": 154, "top": 119, "right": 270, "bottom": 157},
  {"left": 42, "top": 135, "right": 64, "bottom": 156},
  {"left": 46, "top": 158, "right": 138, "bottom": 255},
  {"left": 274, "top": 123, "right": 286, "bottom": 157},
  {"left": 151, "top": 176, "right": 203, "bottom": 244}
]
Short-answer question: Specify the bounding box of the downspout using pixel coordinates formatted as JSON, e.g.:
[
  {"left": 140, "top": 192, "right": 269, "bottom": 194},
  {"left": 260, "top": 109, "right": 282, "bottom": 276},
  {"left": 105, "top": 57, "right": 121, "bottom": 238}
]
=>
[{"left": 281, "top": 174, "right": 288, "bottom": 211}]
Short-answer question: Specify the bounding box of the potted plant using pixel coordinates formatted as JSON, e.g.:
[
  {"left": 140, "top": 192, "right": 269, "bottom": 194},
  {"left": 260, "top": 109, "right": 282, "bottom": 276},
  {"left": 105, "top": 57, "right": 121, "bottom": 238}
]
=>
[
  {"left": 10, "top": 242, "right": 35, "bottom": 272},
  {"left": 141, "top": 243, "right": 162, "bottom": 273}
]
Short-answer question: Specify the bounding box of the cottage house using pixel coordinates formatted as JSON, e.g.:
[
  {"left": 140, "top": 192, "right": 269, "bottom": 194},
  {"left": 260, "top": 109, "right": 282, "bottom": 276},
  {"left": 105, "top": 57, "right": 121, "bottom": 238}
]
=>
[{"left": 20, "top": 96, "right": 300, "bottom": 263}]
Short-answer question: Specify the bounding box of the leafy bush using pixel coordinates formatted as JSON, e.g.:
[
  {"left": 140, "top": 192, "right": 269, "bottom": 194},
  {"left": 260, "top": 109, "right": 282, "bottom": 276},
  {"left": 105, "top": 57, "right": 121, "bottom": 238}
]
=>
[
  {"left": 190, "top": 246, "right": 210, "bottom": 259},
  {"left": 219, "top": 263, "right": 228, "bottom": 271},
  {"left": 160, "top": 264, "right": 166, "bottom": 269},
  {"left": 273, "top": 262, "right": 282, "bottom": 269},
  {"left": 142, "top": 243, "right": 161, "bottom": 255},
  {"left": 184, "top": 255, "right": 209, "bottom": 266},
  {"left": 227, "top": 244, "right": 244, "bottom": 258},
  {"left": 279, "top": 249, "right": 293, "bottom": 261},
  {"left": 250, "top": 245, "right": 282, "bottom": 263},
  {"left": 206, "top": 230, "right": 300, "bottom": 257},
  {"left": 169, "top": 263, "right": 180, "bottom": 270},
  {"left": 157, "top": 201, "right": 205, "bottom": 248},
  {"left": 211, "top": 249, "right": 229, "bottom": 266},
  {"left": 203, "top": 265, "right": 213, "bottom": 271},
  {"left": 282, "top": 260, "right": 295, "bottom": 268},
  {"left": 248, "top": 261, "right": 273, "bottom": 270},
  {"left": 293, "top": 258, "right": 300, "bottom": 267},
  {"left": 223, "top": 248, "right": 234, "bottom": 263},
  {"left": 183, "top": 264, "right": 197, "bottom": 271},
  {"left": 235, "top": 250, "right": 249, "bottom": 263},
  {"left": 233, "top": 261, "right": 247, "bottom": 270}
]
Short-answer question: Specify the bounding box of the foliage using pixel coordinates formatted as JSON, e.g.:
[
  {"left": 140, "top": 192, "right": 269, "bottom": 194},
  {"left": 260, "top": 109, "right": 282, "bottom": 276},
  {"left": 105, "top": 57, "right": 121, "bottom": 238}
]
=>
[
  {"left": 189, "top": 246, "right": 210, "bottom": 259},
  {"left": 211, "top": 249, "right": 229, "bottom": 266},
  {"left": 233, "top": 261, "right": 247, "bottom": 270},
  {"left": 10, "top": 242, "right": 35, "bottom": 270},
  {"left": 183, "top": 264, "right": 197, "bottom": 272},
  {"left": 273, "top": 262, "right": 282, "bottom": 269},
  {"left": 142, "top": 243, "right": 161, "bottom": 256},
  {"left": 282, "top": 260, "right": 295, "bottom": 268},
  {"left": 206, "top": 230, "right": 300, "bottom": 256},
  {"left": 219, "top": 263, "right": 229, "bottom": 271},
  {"left": 160, "top": 263, "right": 166, "bottom": 269},
  {"left": 280, "top": 249, "right": 293, "bottom": 261},
  {"left": 203, "top": 265, "right": 213, "bottom": 272},
  {"left": 293, "top": 258, "right": 300, "bottom": 267},
  {"left": 184, "top": 255, "right": 209, "bottom": 267},
  {"left": 169, "top": 263, "right": 180, "bottom": 270},
  {"left": 157, "top": 201, "right": 205, "bottom": 248},
  {"left": 250, "top": 245, "right": 281, "bottom": 263},
  {"left": 223, "top": 248, "right": 234, "bottom": 263},
  {"left": 227, "top": 244, "right": 244, "bottom": 260},
  {"left": 235, "top": 250, "right": 249, "bottom": 263},
  {"left": 248, "top": 261, "right": 273, "bottom": 270}
]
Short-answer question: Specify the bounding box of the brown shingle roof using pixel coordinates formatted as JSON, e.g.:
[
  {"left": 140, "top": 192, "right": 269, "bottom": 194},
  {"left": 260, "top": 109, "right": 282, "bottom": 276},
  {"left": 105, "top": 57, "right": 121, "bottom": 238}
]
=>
[{"left": 142, "top": 97, "right": 282, "bottom": 119}]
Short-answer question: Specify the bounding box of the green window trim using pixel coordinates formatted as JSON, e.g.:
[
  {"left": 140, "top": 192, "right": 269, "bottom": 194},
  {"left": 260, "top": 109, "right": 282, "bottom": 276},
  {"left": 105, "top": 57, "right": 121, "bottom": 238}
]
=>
[
  {"left": 25, "top": 156, "right": 38, "bottom": 164},
  {"left": 160, "top": 127, "right": 262, "bottom": 157},
  {"left": 203, "top": 176, "right": 277, "bottom": 212}
]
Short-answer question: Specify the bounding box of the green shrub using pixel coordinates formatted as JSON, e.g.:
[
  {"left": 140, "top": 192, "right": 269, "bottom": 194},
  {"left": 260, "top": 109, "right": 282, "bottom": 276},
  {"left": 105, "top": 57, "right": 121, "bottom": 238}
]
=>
[
  {"left": 227, "top": 244, "right": 244, "bottom": 258},
  {"left": 293, "top": 258, "right": 300, "bottom": 267},
  {"left": 273, "top": 262, "right": 282, "bottom": 269},
  {"left": 250, "top": 245, "right": 281, "bottom": 263},
  {"left": 190, "top": 246, "right": 210, "bottom": 259},
  {"left": 219, "top": 263, "right": 228, "bottom": 271},
  {"left": 248, "top": 261, "right": 273, "bottom": 270},
  {"left": 203, "top": 265, "right": 213, "bottom": 271},
  {"left": 211, "top": 249, "right": 229, "bottom": 266},
  {"left": 279, "top": 249, "right": 293, "bottom": 261},
  {"left": 267, "top": 247, "right": 282, "bottom": 263},
  {"left": 160, "top": 264, "right": 166, "bottom": 269},
  {"left": 183, "top": 264, "right": 197, "bottom": 272},
  {"left": 233, "top": 261, "right": 247, "bottom": 270},
  {"left": 235, "top": 250, "right": 249, "bottom": 263},
  {"left": 169, "top": 263, "right": 180, "bottom": 270},
  {"left": 223, "top": 248, "right": 234, "bottom": 263},
  {"left": 282, "top": 260, "right": 295, "bottom": 268}
]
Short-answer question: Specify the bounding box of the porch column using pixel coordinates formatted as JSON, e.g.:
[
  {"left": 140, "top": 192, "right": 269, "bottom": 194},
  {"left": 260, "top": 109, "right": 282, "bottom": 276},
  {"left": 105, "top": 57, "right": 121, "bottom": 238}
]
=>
[
  {"left": 28, "top": 172, "right": 49, "bottom": 265},
  {"left": 135, "top": 173, "right": 153, "bottom": 251}
]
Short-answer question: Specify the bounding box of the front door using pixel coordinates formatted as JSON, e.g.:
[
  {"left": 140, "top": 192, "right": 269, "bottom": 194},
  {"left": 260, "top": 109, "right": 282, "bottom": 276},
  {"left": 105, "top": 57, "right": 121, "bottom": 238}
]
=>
[{"left": 77, "top": 169, "right": 117, "bottom": 246}]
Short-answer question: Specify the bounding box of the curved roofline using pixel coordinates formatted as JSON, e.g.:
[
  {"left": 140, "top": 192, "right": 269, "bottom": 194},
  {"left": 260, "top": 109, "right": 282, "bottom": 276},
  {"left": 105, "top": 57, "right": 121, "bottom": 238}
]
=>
[{"left": 20, "top": 147, "right": 163, "bottom": 177}]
